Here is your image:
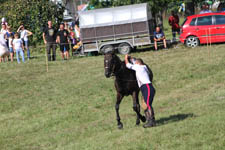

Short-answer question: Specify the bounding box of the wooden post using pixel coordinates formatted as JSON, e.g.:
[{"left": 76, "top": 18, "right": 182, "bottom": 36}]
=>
[{"left": 45, "top": 47, "right": 49, "bottom": 72}]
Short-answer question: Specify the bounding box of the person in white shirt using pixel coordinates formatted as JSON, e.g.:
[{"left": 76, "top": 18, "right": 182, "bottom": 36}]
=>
[
  {"left": 13, "top": 33, "right": 25, "bottom": 63},
  {"left": 17, "top": 24, "right": 32, "bottom": 60},
  {"left": 125, "top": 54, "right": 156, "bottom": 128},
  {"left": 0, "top": 23, "right": 8, "bottom": 35},
  {"left": 0, "top": 33, "right": 9, "bottom": 62}
]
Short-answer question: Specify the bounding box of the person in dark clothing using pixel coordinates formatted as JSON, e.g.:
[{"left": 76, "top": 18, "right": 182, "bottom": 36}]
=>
[
  {"left": 43, "top": 21, "right": 57, "bottom": 61},
  {"left": 56, "top": 23, "right": 70, "bottom": 60},
  {"left": 168, "top": 11, "right": 180, "bottom": 42}
]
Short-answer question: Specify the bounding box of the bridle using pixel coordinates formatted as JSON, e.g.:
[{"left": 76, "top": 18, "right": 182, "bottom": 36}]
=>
[{"left": 104, "top": 54, "right": 122, "bottom": 77}]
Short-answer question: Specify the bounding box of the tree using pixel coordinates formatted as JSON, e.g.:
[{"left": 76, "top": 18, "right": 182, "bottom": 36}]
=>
[
  {"left": 88, "top": 0, "right": 182, "bottom": 28},
  {"left": 0, "top": 0, "right": 65, "bottom": 46}
]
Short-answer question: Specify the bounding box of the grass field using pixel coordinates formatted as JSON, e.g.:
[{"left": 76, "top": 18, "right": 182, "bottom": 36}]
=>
[{"left": 0, "top": 43, "right": 225, "bottom": 150}]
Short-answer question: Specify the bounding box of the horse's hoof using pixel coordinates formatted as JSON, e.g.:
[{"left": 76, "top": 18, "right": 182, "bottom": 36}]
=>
[
  {"left": 118, "top": 123, "right": 123, "bottom": 129},
  {"left": 141, "top": 116, "right": 146, "bottom": 123}
]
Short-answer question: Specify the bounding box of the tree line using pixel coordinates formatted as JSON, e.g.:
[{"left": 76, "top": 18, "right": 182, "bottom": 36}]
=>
[{"left": 0, "top": 0, "right": 65, "bottom": 46}]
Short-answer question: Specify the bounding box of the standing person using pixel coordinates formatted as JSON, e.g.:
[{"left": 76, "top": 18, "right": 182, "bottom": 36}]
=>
[
  {"left": 124, "top": 55, "right": 156, "bottom": 128},
  {"left": 8, "top": 34, "right": 14, "bottom": 62},
  {"left": 56, "top": 23, "right": 70, "bottom": 60},
  {"left": 69, "top": 27, "right": 77, "bottom": 56},
  {"left": 0, "top": 33, "right": 9, "bottom": 63},
  {"left": 74, "top": 24, "right": 80, "bottom": 40},
  {"left": 200, "top": 3, "right": 212, "bottom": 14},
  {"left": 17, "top": 24, "right": 32, "bottom": 60},
  {"left": 6, "top": 26, "right": 15, "bottom": 61},
  {"left": 0, "top": 23, "right": 8, "bottom": 62},
  {"left": 168, "top": 10, "right": 180, "bottom": 42},
  {"left": 154, "top": 27, "right": 167, "bottom": 50},
  {"left": 13, "top": 33, "right": 25, "bottom": 63},
  {"left": 43, "top": 21, "right": 57, "bottom": 61},
  {"left": 0, "top": 23, "right": 8, "bottom": 35}
]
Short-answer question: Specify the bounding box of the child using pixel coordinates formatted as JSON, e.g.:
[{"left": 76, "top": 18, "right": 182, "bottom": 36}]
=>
[
  {"left": 13, "top": 33, "right": 25, "bottom": 63},
  {"left": 125, "top": 54, "right": 156, "bottom": 128},
  {"left": 8, "top": 34, "right": 14, "bottom": 62}
]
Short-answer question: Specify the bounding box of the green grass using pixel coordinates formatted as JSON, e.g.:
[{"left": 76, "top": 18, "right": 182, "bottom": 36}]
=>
[{"left": 0, "top": 44, "right": 225, "bottom": 150}]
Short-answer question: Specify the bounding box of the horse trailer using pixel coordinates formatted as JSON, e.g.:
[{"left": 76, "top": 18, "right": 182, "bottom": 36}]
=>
[{"left": 79, "top": 3, "right": 155, "bottom": 54}]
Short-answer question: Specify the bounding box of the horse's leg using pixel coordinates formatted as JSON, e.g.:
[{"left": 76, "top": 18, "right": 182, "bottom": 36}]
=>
[
  {"left": 115, "top": 93, "right": 123, "bottom": 129},
  {"left": 132, "top": 91, "right": 146, "bottom": 125}
]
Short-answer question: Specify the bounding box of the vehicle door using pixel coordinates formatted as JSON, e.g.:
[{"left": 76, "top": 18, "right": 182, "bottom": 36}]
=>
[
  {"left": 195, "top": 15, "right": 215, "bottom": 44},
  {"left": 213, "top": 15, "right": 225, "bottom": 42}
]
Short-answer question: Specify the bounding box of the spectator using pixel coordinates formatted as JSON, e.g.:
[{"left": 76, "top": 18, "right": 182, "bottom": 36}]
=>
[
  {"left": 69, "top": 27, "right": 77, "bottom": 56},
  {"left": 13, "top": 33, "right": 25, "bottom": 63},
  {"left": 0, "top": 23, "right": 9, "bottom": 62},
  {"left": 1, "top": 17, "right": 8, "bottom": 26},
  {"left": 0, "top": 33, "right": 9, "bottom": 63},
  {"left": 56, "top": 23, "right": 70, "bottom": 60},
  {"left": 43, "top": 21, "right": 57, "bottom": 61},
  {"left": 168, "top": 10, "right": 180, "bottom": 42},
  {"left": 217, "top": 2, "right": 225, "bottom": 11},
  {"left": 1, "top": 23, "right": 8, "bottom": 35},
  {"left": 17, "top": 24, "right": 32, "bottom": 60},
  {"left": 6, "top": 26, "right": 14, "bottom": 50},
  {"left": 74, "top": 24, "right": 80, "bottom": 40},
  {"left": 200, "top": 3, "right": 212, "bottom": 14},
  {"left": 8, "top": 34, "right": 14, "bottom": 62},
  {"left": 64, "top": 22, "right": 69, "bottom": 31},
  {"left": 153, "top": 27, "right": 167, "bottom": 51}
]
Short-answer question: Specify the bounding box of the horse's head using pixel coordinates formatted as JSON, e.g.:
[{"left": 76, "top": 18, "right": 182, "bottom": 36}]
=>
[{"left": 104, "top": 52, "right": 119, "bottom": 78}]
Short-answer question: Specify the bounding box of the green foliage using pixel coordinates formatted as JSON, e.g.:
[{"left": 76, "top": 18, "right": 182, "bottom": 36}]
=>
[
  {"left": 89, "top": 0, "right": 182, "bottom": 12},
  {"left": 0, "top": 0, "right": 65, "bottom": 46}
]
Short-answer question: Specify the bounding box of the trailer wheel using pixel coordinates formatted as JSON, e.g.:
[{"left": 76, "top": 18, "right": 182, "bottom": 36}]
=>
[
  {"left": 101, "top": 45, "right": 114, "bottom": 53},
  {"left": 118, "top": 43, "right": 131, "bottom": 54}
]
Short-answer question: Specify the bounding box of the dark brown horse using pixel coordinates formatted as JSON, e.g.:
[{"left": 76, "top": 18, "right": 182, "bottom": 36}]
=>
[{"left": 104, "top": 52, "right": 153, "bottom": 129}]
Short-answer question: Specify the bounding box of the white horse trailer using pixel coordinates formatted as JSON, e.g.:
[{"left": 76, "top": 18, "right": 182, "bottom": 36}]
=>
[{"left": 79, "top": 3, "right": 155, "bottom": 54}]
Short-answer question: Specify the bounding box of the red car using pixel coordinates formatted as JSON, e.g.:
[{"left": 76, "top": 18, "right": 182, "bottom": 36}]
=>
[{"left": 180, "top": 12, "right": 225, "bottom": 47}]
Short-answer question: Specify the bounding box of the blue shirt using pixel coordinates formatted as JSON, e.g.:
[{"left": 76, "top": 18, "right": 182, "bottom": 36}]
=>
[{"left": 154, "top": 31, "right": 165, "bottom": 39}]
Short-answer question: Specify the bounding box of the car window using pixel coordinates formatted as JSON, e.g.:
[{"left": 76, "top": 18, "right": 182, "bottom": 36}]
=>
[
  {"left": 190, "top": 18, "right": 196, "bottom": 26},
  {"left": 215, "top": 15, "right": 225, "bottom": 25},
  {"left": 197, "top": 16, "right": 212, "bottom": 26}
]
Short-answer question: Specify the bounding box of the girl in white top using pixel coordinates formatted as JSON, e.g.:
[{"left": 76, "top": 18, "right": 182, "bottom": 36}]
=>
[
  {"left": 17, "top": 24, "right": 32, "bottom": 59},
  {"left": 125, "top": 54, "right": 156, "bottom": 128}
]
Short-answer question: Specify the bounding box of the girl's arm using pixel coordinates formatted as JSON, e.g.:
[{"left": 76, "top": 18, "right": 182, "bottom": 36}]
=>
[
  {"left": 12, "top": 42, "right": 15, "bottom": 51},
  {"left": 125, "top": 54, "right": 129, "bottom": 65},
  {"left": 56, "top": 35, "right": 60, "bottom": 43},
  {"left": 17, "top": 25, "right": 22, "bottom": 33},
  {"left": 27, "top": 30, "right": 33, "bottom": 36}
]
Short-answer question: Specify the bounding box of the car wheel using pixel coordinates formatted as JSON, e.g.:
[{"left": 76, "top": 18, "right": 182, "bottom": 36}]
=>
[
  {"left": 185, "top": 36, "right": 199, "bottom": 48},
  {"left": 118, "top": 43, "right": 131, "bottom": 54}
]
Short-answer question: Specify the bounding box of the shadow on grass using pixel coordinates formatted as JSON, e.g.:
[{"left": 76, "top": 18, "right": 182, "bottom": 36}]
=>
[{"left": 156, "top": 113, "right": 195, "bottom": 126}]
